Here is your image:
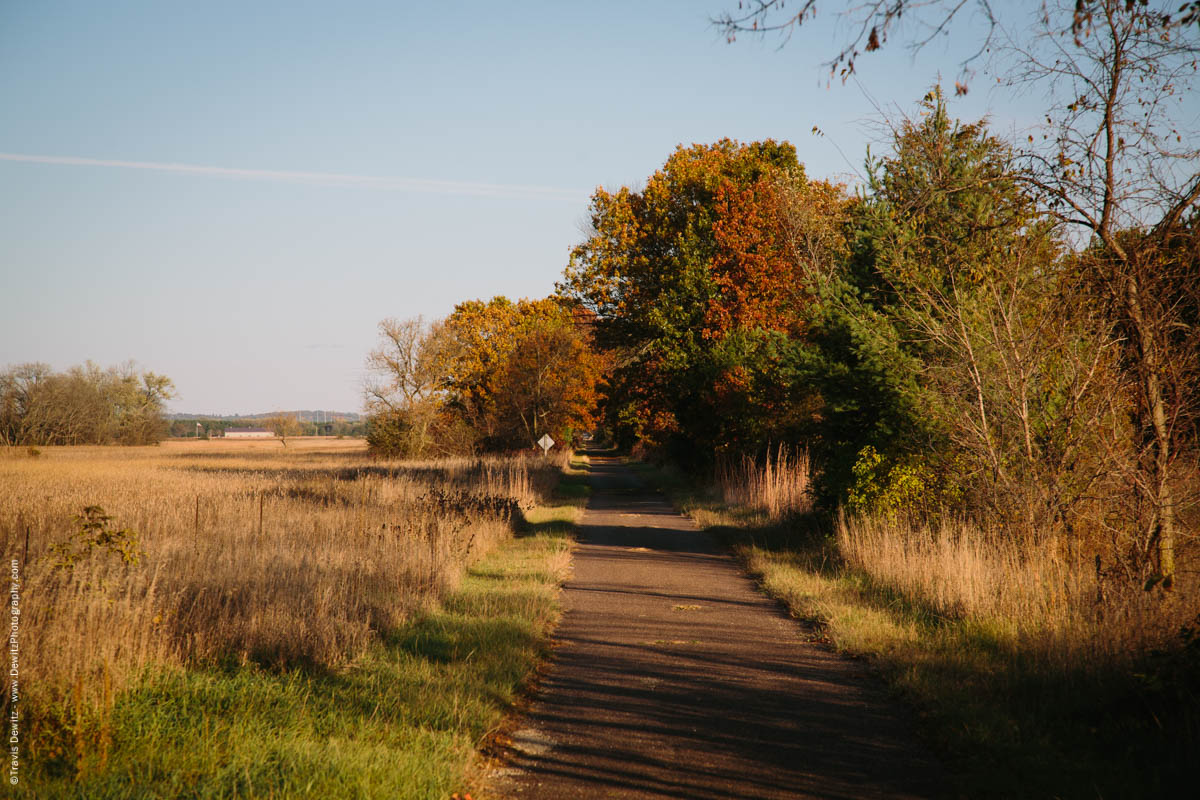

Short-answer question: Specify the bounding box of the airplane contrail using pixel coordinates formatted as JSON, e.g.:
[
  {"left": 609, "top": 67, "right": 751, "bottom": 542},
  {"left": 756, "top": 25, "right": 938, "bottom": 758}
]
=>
[{"left": 0, "top": 152, "right": 587, "bottom": 200}]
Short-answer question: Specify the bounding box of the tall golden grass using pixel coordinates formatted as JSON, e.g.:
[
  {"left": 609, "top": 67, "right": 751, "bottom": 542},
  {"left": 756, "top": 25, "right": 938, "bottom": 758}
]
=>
[
  {"left": 836, "top": 515, "right": 1196, "bottom": 664},
  {"left": 722, "top": 449, "right": 1195, "bottom": 665},
  {"left": 0, "top": 439, "right": 565, "bottom": 733},
  {"left": 716, "top": 445, "right": 812, "bottom": 520}
]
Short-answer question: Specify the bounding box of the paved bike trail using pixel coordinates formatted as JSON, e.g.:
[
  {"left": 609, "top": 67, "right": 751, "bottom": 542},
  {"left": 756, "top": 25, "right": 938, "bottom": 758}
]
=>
[{"left": 491, "top": 456, "right": 946, "bottom": 799}]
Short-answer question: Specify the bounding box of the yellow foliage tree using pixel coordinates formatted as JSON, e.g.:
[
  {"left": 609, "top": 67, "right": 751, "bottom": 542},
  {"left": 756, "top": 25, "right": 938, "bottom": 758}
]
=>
[{"left": 437, "top": 297, "right": 601, "bottom": 451}]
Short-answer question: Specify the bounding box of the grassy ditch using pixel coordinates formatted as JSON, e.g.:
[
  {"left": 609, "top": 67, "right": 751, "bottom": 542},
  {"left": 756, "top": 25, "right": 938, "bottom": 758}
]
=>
[
  {"left": 632, "top": 458, "right": 1198, "bottom": 799},
  {"left": 8, "top": 443, "right": 588, "bottom": 799}
]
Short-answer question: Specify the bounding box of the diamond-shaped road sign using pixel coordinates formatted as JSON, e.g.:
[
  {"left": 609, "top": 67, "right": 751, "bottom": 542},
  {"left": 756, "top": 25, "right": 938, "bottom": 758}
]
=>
[{"left": 537, "top": 434, "right": 555, "bottom": 454}]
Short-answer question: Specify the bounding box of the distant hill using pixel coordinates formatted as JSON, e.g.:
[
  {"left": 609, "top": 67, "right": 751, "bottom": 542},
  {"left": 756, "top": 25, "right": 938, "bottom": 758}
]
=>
[{"left": 168, "top": 410, "right": 362, "bottom": 422}]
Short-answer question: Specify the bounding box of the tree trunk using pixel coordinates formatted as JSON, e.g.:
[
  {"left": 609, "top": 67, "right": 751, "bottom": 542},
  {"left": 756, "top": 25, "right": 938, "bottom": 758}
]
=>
[{"left": 1122, "top": 271, "right": 1175, "bottom": 587}]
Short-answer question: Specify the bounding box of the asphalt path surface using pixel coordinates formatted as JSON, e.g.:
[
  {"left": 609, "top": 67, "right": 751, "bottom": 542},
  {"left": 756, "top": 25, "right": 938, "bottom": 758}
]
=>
[{"left": 492, "top": 455, "right": 946, "bottom": 799}]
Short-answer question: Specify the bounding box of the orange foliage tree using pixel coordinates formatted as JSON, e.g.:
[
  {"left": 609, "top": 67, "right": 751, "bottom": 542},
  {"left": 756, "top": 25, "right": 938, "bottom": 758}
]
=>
[{"left": 560, "top": 139, "right": 849, "bottom": 461}]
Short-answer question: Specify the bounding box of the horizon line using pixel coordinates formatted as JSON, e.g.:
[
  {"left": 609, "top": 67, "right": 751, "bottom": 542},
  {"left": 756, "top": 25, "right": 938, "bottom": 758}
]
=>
[{"left": 0, "top": 152, "right": 587, "bottom": 200}]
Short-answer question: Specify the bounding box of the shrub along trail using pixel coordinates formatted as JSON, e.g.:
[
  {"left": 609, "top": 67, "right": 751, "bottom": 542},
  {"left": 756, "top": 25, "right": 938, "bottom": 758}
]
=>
[{"left": 491, "top": 456, "right": 945, "bottom": 799}]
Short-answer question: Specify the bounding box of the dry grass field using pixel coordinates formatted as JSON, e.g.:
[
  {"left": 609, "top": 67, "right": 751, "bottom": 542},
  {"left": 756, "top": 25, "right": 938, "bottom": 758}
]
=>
[{"left": 0, "top": 438, "right": 573, "bottom": 793}]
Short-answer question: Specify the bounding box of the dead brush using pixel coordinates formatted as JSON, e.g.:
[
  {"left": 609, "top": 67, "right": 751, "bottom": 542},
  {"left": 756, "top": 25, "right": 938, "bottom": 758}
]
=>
[{"left": 419, "top": 488, "right": 524, "bottom": 524}]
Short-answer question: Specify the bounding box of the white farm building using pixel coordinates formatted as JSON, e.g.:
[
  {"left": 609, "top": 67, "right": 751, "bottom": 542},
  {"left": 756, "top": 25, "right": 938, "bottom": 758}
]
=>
[{"left": 224, "top": 427, "right": 274, "bottom": 439}]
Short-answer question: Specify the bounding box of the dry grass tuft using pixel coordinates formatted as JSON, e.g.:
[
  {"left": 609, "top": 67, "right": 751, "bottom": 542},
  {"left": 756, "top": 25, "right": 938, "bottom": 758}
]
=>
[{"left": 716, "top": 445, "right": 812, "bottom": 520}]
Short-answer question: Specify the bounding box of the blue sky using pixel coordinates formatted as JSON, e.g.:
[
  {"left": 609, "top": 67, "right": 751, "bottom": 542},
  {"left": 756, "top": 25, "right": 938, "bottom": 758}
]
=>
[{"left": 2, "top": 0, "right": 1044, "bottom": 415}]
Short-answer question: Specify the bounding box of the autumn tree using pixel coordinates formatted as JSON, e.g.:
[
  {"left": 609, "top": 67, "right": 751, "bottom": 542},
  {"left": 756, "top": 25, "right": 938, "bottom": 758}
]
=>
[
  {"left": 560, "top": 139, "right": 849, "bottom": 462},
  {"left": 363, "top": 316, "right": 449, "bottom": 457},
  {"left": 110, "top": 369, "right": 176, "bottom": 444},
  {"left": 1070, "top": 218, "right": 1200, "bottom": 583},
  {"left": 436, "top": 297, "right": 601, "bottom": 451},
  {"left": 1006, "top": 0, "right": 1200, "bottom": 586},
  {"left": 364, "top": 317, "right": 443, "bottom": 409},
  {"left": 265, "top": 412, "right": 304, "bottom": 446}
]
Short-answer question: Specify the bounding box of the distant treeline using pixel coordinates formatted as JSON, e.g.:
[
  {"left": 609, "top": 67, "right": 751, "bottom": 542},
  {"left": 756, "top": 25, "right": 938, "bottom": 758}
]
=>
[
  {"left": 169, "top": 417, "right": 366, "bottom": 438},
  {"left": 0, "top": 362, "right": 174, "bottom": 446},
  {"left": 167, "top": 410, "right": 362, "bottom": 422}
]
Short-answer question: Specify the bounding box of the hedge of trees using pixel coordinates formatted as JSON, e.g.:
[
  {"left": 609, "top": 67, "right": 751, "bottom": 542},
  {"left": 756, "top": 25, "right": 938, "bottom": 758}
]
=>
[
  {"left": 0, "top": 362, "right": 175, "bottom": 446},
  {"left": 559, "top": 86, "right": 1197, "bottom": 589}
]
